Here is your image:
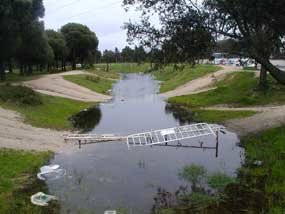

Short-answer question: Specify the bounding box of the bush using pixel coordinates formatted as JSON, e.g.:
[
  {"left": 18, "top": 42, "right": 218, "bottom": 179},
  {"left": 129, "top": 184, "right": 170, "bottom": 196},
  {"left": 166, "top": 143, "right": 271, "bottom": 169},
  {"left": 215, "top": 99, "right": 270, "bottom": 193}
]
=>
[
  {"left": 0, "top": 85, "right": 42, "bottom": 106},
  {"left": 85, "top": 75, "right": 101, "bottom": 83},
  {"left": 208, "top": 172, "right": 234, "bottom": 191}
]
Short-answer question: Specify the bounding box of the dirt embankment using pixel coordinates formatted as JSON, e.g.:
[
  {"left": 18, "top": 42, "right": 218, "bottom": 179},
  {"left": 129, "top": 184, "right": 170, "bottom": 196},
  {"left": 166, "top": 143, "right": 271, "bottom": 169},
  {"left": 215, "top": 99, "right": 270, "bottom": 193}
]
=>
[
  {"left": 24, "top": 70, "right": 111, "bottom": 102},
  {"left": 0, "top": 107, "right": 69, "bottom": 152},
  {"left": 205, "top": 105, "right": 285, "bottom": 137},
  {"left": 161, "top": 65, "right": 259, "bottom": 98}
]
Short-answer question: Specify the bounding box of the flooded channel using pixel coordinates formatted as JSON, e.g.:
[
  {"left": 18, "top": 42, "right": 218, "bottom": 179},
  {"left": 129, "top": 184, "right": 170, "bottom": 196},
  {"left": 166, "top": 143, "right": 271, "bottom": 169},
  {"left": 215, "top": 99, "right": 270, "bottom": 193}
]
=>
[{"left": 47, "top": 73, "right": 244, "bottom": 213}]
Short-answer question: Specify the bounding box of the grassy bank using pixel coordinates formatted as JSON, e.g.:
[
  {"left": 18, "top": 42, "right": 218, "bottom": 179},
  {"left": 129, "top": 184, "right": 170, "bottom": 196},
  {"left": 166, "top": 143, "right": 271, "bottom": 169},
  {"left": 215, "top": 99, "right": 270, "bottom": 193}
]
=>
[
  {"left": 63, "top": 74, "right": 115, "bottom": 95},
  {"left": 169, "top": 72, "right": 285, "bottom": 108},
  {"left": 193, "top": 109, "right": 256, "bottom": 123},
  {"left": 0, "top": 85, "right": 93, "bottom": 130},
  {"left": 152, "top": 126, "right": 285, "bottom": 213},
  {"left": 153, "top": 64, "right": 221, "bottom": 93},
  {"left": 86, "top": 68, "right": 120, "bottom": 79},
  {"left": 94, "top": 63, "right": 151, "bottom": 73},
  {"left": 221, "top": 126, "right": 285, "bottom": 213},
  {"left": 167, "top": 103, "right": 256, "bottom": 124},
  {"left": 0, "top": 149, "right": 58, "bottom": 214},
  {"left": 242, "top": 126, "right": 285, "bottom": 212}
]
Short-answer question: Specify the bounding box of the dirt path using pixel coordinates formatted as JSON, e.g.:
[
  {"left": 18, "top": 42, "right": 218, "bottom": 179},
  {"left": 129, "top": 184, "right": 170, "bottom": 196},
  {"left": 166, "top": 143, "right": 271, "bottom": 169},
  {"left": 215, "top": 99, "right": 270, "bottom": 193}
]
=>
[
  {"left": 161, "top": 65, "right": 258, "bottom": 98},
  {"left": 0, "top": 107, "right": 69, "bottom": 152},
  {"left": 24, "top": 70, "right": 111, "bottom": 102},
  {"left": 204, "top": 105, "right": 285, "bottom": 136}
]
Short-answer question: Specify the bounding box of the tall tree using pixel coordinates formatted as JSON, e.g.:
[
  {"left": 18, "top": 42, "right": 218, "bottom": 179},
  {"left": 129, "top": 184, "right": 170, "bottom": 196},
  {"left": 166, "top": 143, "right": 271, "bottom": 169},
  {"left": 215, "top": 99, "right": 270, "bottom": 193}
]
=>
[
  {"left": 0, "top": 0, "right": 45, "bottom": 80},
  {"left": 61, "top": 23, "right": 98, "bottom": 70},
  {"left": 121, "top": 46, "right": 135, "bottom": 62},
  {"left": 123, "top": 0, "right": 285, "bottom": 87},
  {"left": 46, "top": 30, "right": 68, "bottom": 71},
  {"left": 16, "top": 21, "right": 53, "bottom": 75}
]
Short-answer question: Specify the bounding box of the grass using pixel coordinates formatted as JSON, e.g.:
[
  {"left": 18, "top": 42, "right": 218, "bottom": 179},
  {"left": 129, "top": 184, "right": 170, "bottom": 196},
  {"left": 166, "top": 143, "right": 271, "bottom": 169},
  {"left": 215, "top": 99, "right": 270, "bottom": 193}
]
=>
[
  {"left": 86, "top": 68, "right": 120, "bottom": 79},
  {"left": 0, "top": 149, "right": 58, "bottom": 214},
  {"left": 192, "top": 109, "right": 256, "bottom": 123},
  {"left": 63, "top": 74, "right": 115, "bottom": 94},
  {"left": 4, "top": 71, "right": 45, "bottom": 83},
  {"left": 167, "top": 103, "right": 256, "bottom": 124},
  {"left": 0, "top": 86, "right": 93, "bottom": 130},
  {"left": 169, "top": 72, "right": 285, "bottom": 108},
  {"left": 152, "top": 64, "right": 221, "bottom": 93},
  {"left": 233, "top": 126, "right": 285, "bottom": 213},
  {"left": 94, "top": 63, "right": 151, "bottom": 73}
]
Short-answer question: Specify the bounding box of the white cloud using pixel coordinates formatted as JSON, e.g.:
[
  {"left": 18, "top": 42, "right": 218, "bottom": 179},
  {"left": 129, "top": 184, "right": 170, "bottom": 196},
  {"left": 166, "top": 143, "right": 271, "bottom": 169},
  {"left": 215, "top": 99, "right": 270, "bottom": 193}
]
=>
[{"left": 43, "top": 0, "right": 141, "bottom": 51}]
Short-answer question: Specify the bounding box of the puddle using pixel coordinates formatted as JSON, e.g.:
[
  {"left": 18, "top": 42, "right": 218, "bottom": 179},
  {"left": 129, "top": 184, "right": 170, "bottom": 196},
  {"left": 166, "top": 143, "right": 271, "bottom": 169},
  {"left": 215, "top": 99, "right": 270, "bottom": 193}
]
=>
[{"left": 47, "top": 73, "right": 244, "bottom": 213}]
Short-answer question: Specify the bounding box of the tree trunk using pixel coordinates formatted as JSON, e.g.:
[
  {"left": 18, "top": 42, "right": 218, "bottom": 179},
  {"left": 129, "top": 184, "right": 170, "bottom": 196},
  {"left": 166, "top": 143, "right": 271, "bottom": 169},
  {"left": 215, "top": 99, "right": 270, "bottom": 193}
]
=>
[
  {"left": 72, "top": 59, "right": 76, "bottom": 70},
  {"left": 252, "top": 52, "right": 285, "bottom": 84},
  {"left": 106, "top": 59, "right": 109, "bottom": 72},
  {"left": 259, "top": 65, "right": 268, "bottom": 90},
  {"left": 20, "top": 64, "right": 24, "bottom": 76},
  {"left": 8, "top": 62, "right": 13, "bottom": 73},
  {"left": 0, "top": 62, "right": 5, "bottom": 81},
  {"left": 28, "top": 65, "right": 32, "bottom": 75}
]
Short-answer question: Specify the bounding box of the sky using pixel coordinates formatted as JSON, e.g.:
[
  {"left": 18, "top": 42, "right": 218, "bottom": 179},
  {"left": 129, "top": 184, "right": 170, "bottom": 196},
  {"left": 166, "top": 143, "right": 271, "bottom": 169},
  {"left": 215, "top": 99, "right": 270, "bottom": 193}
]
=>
[{"left": 43, "top": 0, "right": 141, "bottom": 51}]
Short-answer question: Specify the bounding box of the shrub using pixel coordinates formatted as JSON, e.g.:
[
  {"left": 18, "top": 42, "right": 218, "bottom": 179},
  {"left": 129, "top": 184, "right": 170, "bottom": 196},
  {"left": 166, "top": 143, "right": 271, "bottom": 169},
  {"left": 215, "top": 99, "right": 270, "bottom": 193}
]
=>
[
  {"left": 179, "top": 164, "right": 206, "bottom": 186},
  {"left": 0, "top": 85, "right": 42, "bottom": 106},
  {"left": 85, "top": 75, "right": 101, "bottom": 83},
  {"left": 208, "top": 172, "right": 234, "bottom": 191}
]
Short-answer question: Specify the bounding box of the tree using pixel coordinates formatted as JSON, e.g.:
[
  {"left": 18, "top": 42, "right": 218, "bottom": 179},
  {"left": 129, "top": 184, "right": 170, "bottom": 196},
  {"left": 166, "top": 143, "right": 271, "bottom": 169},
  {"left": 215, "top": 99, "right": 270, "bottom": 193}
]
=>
[
  {"left": 102, "top": 50, "right": 116, "bottom": 71},
  {"left": 205, "top": 0, "right": 285, "bottom": 88},
  {"left": 114, "top": 47, "right": 121, "bottom": 63},
  {"left": 121, "top": 46, "right": 135, "bottom": 62},
  {"left": 0, "top": 0, "right": 45, "bottom": 80},
  {"left": 61, "top": 23, "right": 98, "bottom": 70},
  {"left": 123, "top": 0, "right": 285, "bottom": 88},
  {"left": 46, "top": 30, "right": 68, "bottom": 71},
  {"left": 134, "top": 46, "right": 147, "bottom": 64},
  {"left": 16, "top": 21, "right": 53, "bottom": 75}
]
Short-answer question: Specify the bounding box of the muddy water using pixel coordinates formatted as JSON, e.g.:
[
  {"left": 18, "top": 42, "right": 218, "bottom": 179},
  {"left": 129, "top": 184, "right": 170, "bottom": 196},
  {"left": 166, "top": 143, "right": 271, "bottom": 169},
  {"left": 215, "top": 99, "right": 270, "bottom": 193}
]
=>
[{"left": 47, "top": 73, "right": 244, "bottom": 214}]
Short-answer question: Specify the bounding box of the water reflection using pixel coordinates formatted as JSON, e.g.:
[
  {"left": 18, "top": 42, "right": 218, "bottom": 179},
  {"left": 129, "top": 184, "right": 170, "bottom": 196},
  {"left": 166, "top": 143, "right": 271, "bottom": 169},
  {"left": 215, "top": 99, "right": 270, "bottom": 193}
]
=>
[
  {"left": 47, "top": 74, "right": 244, "bottom": 214},
  {"left": 165, "top": 103, "right": 197, "bottom": 125},
  {"left": 69, "top": 106, "right": 102, "bottom": 132}
]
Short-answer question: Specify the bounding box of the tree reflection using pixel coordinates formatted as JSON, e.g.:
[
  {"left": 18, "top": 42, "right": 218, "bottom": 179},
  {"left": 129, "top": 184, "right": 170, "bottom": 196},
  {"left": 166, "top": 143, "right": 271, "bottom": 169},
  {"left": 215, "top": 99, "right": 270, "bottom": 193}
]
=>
[
  {"left": 165, "top": 103, "right": 196, "bottom": 125},
  {"left": 151, "top": 164, "right": 269, "bottom": 214},
  {"left": 69, "top": 106, "right": 102, "bottom": 132}
]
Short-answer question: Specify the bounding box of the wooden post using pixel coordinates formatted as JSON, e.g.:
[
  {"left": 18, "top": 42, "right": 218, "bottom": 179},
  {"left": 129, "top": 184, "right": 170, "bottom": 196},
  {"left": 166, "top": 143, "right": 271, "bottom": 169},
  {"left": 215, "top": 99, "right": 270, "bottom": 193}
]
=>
[{"left": 215, "top": 131, "right": 219, "bottom": 158}]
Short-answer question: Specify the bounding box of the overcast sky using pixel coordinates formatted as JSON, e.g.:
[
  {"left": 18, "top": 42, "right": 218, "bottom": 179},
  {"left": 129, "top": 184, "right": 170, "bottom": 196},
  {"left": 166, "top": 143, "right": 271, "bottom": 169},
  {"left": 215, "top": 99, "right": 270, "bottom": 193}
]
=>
[{"left": 43, "top": 0, "right": 141, "bottom": 51}]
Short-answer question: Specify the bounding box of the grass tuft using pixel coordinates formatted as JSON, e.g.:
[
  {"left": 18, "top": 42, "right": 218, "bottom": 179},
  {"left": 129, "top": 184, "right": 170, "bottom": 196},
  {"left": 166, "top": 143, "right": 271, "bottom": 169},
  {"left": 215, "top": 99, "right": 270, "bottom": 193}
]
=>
[{"left": 153, "top": 64, "right": 221, "bottom": 93}]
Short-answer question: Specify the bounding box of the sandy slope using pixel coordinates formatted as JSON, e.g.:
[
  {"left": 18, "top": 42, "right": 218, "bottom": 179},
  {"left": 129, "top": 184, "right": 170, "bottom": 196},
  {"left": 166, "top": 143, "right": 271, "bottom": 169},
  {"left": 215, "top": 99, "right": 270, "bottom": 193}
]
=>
[
  {"left": 204, "top": 105, "right": 285, "bottom": 136},
  {"left": 24, "top": 70, "right": 111, "bottom": 102},
  {"left": 161, "top": 65, "right": 259, "bottom": 98},
  {"left": 0, "top": 107, "right": 69, "bottom": 152}
]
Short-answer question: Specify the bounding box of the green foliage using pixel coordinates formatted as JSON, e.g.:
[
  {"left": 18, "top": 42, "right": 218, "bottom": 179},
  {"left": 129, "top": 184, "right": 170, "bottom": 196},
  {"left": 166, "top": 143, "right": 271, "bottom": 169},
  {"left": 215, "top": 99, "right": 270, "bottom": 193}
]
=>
[
  {"left": 64, "top": 74, "right": 115, "bottom": 95},
  {"left": 0, "top": 149, "right": 57, "bottom": 213},
  {"left": 94, "top": 63, "right": 151, "bottom": 73},
  {"left": 69, "top": 106, "right": 102, "bottom": 132},
  {"left": 85, "top": 75, "right": 101, "bottom": 82},
  {"left": 0, "top": 85, "right": 42, "bottom": 106},
  {"left": 208, "top": 172, "right": 234, "bottom": 191},
  {"left": 169, "top": 72, "right": 285, "bottom": 107},
  {"left": 0, "top": 92, "right": 93, "bottom": 130},
  {"left": 165, "top": 103, "right": 256, "bottom": 124},
  {"left": 192, "top": 109, "right": 256, "bottom": 123},
  {"left": 179, "top": 164, "right": 206, "bottom": 185},
  {"left": 61, "top": 23, "right": 98, "bottom": 68},
  {"left": 153, "top": 64, "right": 221, "bottom": 92},
  {"left": 87, "top": 68, "right": 119, "bottom": 79},
  {"left": 46, "top": 30, "right": 68, "bottom": 62},
  {"left": 209, "top": 126, "right": 285, "bottom": 213}
]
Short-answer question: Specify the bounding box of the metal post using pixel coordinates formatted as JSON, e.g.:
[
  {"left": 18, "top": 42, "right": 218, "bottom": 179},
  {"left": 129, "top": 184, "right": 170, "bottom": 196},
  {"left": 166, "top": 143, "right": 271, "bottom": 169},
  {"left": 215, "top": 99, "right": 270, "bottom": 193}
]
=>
[{"left": 215, "top": 131, "right": 219, "bottom": 158}]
